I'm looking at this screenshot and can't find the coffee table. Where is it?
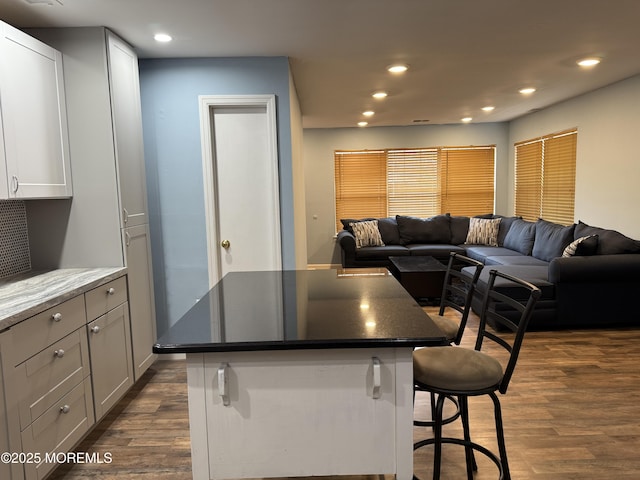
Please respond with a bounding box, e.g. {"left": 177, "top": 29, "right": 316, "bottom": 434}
{"left": 388, "top": 256, "right": 447, "bottom": 302}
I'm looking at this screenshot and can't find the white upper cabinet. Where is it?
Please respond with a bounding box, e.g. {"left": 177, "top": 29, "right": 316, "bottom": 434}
{"left": 107, "top": 32, "right": 148, "bottom": 227}
{"left": 0, "top": 21, "right": 72, "bottom": 199}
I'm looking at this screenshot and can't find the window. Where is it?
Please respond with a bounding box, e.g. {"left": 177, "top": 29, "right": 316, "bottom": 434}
{"left": 515, "top": 129, "right": 576, "bottom": 225}
{"left": 334, "top": 146, "right": 495, "bottom": 230}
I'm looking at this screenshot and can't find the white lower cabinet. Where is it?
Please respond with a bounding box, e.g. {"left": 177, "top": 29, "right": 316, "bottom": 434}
{"left": 0, "top": 273, "right": 136, "bottom": 480}
{"left": 189, "top": 349, "right": 406, "bottom": 480}
{"left": 124, "top": 224, "right": 157, "bottom": 380}
{"left": 21, "top": 379, "right": 94, "bottom": 480}
{"left": 87, "top": 302, "right": 134, "bottom": 420}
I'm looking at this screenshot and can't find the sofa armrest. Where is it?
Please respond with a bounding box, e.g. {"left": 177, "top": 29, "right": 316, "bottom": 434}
{"left": 337, "top": 230, "right": 357, "bottom": 254}
{"left": 549, "top": 254, "right": 640, "bottom": 283}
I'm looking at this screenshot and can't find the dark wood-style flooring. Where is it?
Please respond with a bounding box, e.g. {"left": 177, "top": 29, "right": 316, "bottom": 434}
{"left": 49, "top": 307, "right": 640, "bottom": 479}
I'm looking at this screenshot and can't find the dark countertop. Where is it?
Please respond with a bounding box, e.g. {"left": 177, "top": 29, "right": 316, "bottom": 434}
{"left": 154, "top": 269, "right": 447, "bottom": 353}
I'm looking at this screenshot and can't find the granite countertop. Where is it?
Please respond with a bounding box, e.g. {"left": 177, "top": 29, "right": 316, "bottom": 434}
{"left": 155, "top": 269, "right": 447, "bottom": 354}
{"left": 0, "top": 267, "right": 127, "bottom": 332}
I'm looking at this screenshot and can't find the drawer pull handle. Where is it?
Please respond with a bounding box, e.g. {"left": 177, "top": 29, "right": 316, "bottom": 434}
{"left": 54, "top": 349, "right": 65, "bottom": 358}
{"left": 60, "top": 405, "right": 70, "bottom": 414}
{"left": 218, "top": 363, "right": 230, "bottom": 406}
{"left": 107, "top": 287, "right": 116, "bottom": 295}
{"left": 91, "top": 326, "right": 100, "bottom": 334}
{"left": 52, "top": 312, "right": 63, "bottom": 322}
{"left": 372, "top": 357, "right": 381, "bottom": 399}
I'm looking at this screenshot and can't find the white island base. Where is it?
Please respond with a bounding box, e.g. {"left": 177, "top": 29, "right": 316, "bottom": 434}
{"left": 185, "top": 347, "right": 415, "bottom": 480}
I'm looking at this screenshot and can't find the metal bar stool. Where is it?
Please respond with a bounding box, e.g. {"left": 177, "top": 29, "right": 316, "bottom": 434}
{"left": 413, "top": 269, "right": 541, "bottom": 479}
{"left": 414, "top": 252, "right": 484, "bottom": 429}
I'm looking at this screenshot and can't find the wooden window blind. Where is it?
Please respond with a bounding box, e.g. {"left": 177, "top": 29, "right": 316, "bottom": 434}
{"left": 515, "top": 129, "right": 576, "bottom": 225}
{"left": 440, "top": 146, "right": 495, "bottom": 216}
{"left": 387, "top": 148, "right": 439, "bottom": 217}
{"left": 542, "top": 132, "right": 577, "bottom": 225}
{"left": 334, "top": 150, "right": 387, "bottom": 231}
{"left": 514, "top": 141, "right": 543, "bottom": 222}
{"left": 334, "top": 145, "right": 496, "bottom": 230}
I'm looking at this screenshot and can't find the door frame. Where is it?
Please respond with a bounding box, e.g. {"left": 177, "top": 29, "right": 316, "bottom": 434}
{"left": 199, "top": 94, "right": 281, "bottom": 288}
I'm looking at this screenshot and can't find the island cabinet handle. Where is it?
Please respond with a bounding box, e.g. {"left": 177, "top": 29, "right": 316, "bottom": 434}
{"left": 52, "top": 312, "right": 63, "bottom": 322}
{"left": 218, "top": 363, "right": 230, "bottom": 406}
{"left": 60, "top": 405, "right": 70, "bottom": 414}
{"left": 107, "top": 287, "right": 116, "bottom": 296}
{"left": 372, "top": 357, "right": 381, "bottom": 399}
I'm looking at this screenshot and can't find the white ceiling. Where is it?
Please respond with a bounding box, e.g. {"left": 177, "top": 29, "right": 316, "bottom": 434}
{"left": 1, "top": 0, "right": 640, "bottom": 128}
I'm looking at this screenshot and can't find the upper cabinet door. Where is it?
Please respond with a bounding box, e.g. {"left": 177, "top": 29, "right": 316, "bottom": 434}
{"left": 107, "top": 31, "right": 148, "bottom": 227}
{"left": 0, "top": 21, "right": 72, "bottom": 199}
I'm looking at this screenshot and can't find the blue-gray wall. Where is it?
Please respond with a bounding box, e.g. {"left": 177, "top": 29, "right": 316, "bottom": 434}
{"left": 139, "top": 57, "right": 295, "bottom": 336}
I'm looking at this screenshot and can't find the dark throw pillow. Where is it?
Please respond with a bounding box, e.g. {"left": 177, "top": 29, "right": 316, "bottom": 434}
{"left": 532, "top": 219, "right": 576, "bottom": 262}
{"left": 503, "top": 219, "right": 537, "bottom": 255}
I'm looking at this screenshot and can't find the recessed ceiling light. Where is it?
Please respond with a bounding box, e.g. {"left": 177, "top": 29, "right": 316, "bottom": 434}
{"left": 362, "top": 111, "right": 375, "bottom": 117}
{"left": 387, "top": 64, "right": 408, "bottom": 74}
{"left": 154, "top": 33, "right": 173, "bottom": 43}
{"left": 482, "top": 106, "right": 495, "bottom": 112}
{"left": 357, "top": 121, "right": 368, "bottom": 127}
{"left": 577, "top": 57, "right": 601, "bottom": 67}
{"left": 519, "top": 87, "right": 536, "bottom": 95}
{"left": 461, "top": 117, "right": 473, "bottom": 123}
{"left": 372, "top": 91, "right": 388, "bottom": 99}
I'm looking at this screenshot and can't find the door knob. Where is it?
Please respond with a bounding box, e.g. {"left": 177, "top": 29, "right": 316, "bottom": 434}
{"left": 221, "top": 239, "right": 231, "bottom": 249}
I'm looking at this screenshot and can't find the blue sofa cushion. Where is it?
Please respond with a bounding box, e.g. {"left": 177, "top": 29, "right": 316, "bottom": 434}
{"left": 463, "top": 246, "right": 522, "bottom": 263}
{"left": 396, "top": 214, "right": 451, "bottom": 244}
{"left": 503, "top": 219, "right": 537, "bottom": 255}
{"left": 465, "top": 265, "right": 554, "bottom": 300}
{"left": 575, "top": 221, "right": 640, "bottom": 255}
{"left": 532, "top": 219, "right": 575, "bottom": 262}
{"left": 485, "top": 255, "right": 549, "bottom": 266}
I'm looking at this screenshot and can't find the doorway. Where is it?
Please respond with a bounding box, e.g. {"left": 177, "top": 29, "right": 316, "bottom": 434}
{"left": 199, "top": 95, "right": 282, "bottom": 288}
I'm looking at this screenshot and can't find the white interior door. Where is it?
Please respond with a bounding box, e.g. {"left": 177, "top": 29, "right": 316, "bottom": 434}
{"left": 200, "top": 95, "right": 281, "bottom": 287}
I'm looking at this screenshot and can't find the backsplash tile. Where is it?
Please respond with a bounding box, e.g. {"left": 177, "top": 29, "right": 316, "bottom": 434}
{"left": 0, "top": 200, "right": 31, "bottom": 279}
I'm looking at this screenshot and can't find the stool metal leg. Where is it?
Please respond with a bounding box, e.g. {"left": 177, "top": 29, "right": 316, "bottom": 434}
{"left": 491, "top": 392, "right": 511, "bottom": 480}
{"left": 459, "top": 396, "right": 476, "bottom": 480}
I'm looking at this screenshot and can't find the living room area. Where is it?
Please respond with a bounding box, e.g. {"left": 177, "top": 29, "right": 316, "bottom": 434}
{"left": 304, "top": 73, "right": 640, "bottom": 269}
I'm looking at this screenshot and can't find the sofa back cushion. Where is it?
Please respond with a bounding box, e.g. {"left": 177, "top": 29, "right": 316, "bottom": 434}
{"left": 449, "top": 216, "right": 470, "bottom": 245}
{"left": 396, "top": 214, "right": 451, "bottom": 244}
{"left": 532, "top": 219, "right": 575, "bottom": 262}
{"left": 503, "top": 219, "right": 537, "bottom": 255}
{"left": 341, "top": 217, "right": 402, "bottom": 245}
{"left": 575, "top": 221, "right": 640, "bottom": 254}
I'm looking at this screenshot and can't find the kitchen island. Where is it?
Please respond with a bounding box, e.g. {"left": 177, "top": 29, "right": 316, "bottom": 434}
{"left": 154, "top": 269, "right": 446, "bottom": 480}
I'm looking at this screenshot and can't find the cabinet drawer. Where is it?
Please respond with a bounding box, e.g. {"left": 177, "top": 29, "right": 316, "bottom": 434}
{"left": 15, "top": 327, "right": 90, "bottom": 429}
{"left": 11, "top": 295, "right": 86, "bottom": 366}
{"left": 21, "top": 378, "right": 94, "bottom": 480}
{"left": 85, "top": 276, "right": 127, "bottom": 321}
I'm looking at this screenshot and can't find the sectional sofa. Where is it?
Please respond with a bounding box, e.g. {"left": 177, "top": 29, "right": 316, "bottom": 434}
{"left": 337, "top": 214, "right": 640, "bottom": 329}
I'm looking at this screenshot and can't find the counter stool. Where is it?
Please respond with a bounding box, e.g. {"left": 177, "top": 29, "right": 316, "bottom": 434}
{"left": 413, "top": 269, "right": 541, "bottom": 480}
{"left": 414, "top": 253, "right": 483, "bottom": 429}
